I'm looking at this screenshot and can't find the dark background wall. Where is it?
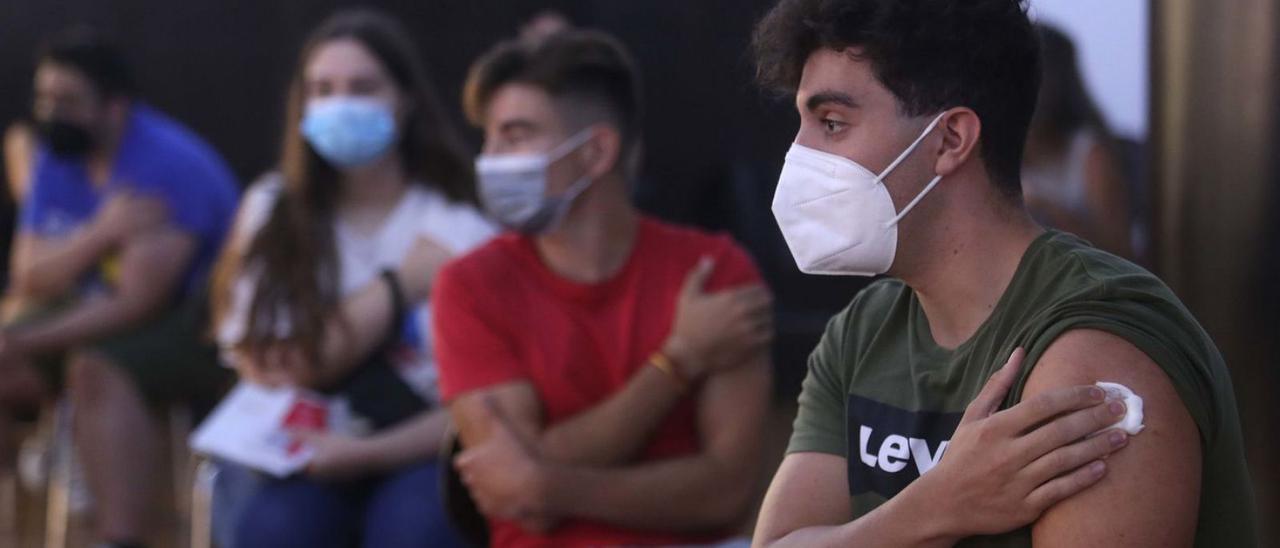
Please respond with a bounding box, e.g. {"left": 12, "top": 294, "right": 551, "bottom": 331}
{"left": 0, "top": 0, "right": 872, "bottom": 396}
{"left": 0, "top": 0, "right": 788, "bottom": 205}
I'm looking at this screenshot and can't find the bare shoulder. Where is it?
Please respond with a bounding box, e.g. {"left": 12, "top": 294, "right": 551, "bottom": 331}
{"left": 1026, "top": 329, "right": 1201, "bottom": 547}
{"left": 1029, "top": 329, "right": 1169, "bottom": 389}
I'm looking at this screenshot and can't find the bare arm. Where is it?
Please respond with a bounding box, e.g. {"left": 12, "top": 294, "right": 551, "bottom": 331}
{"left": 1026, "top": 329, "right": 1200, "bottom": 547}
{"left": 10, "top": 193, "right": 168, "bottom": 302}
{"left": 245, "top": 237, "right": 454, "bottom": 389}
{"left": 450, "top": 363, "right": 690, "bottom": 466}
{"left": 324, "top": 237, "right": 454, "bottom": 383}
{"left": 9, "top": 230, "right": 116, "bottom": 302}
{"left": 300, "top": 407, "right": 453, "bottom": 480}
{"left": 752, "top": 349, "right": 1132, "bottom": 548}
{"left": 456, "top": 356, "right": 772, "bottom": 532}
{"left": 7, "top": 228, "right": 195, "bottom": 355}
{"left": 541, "top": 357, "right": 772, "bottom": 530}
{"left": 528, "top": 260, "right": 770, "bottom": 467}
{"left": 753, "top": 452, "right": 956, "bottom": 548}
{"left": 450, "top": 258, "right": 773, "bottom": 466}
{"left": 360, "top": 407, "right": 451, "bottom": 466}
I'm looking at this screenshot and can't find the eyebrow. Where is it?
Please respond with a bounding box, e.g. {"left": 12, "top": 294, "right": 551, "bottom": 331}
{"left": 498, "top": 119, "right": 538, "bottom": 134}
{"left": 804, "top": 91, "right": 859, "bottom": 113}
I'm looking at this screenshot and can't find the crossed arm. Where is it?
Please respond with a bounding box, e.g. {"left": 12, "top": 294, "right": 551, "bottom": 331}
{"left": 450, "top": 353, "right": 772, "bottom": 531}
{"left": 10, "top": 229, "right": 122, "bottom": 305}
{"left": 753, "top": 330, "right": 1200, "bottom": 547}
{"left": 6, "top": 228, "right": 195, "bottom": 354}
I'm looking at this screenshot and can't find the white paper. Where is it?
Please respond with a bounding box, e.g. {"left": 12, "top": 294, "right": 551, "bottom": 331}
{"left": 189, "top": 383, "right": 316, "bottom": 478}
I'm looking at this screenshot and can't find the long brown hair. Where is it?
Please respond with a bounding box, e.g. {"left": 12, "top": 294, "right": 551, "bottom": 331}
{"left": 211, "top": 9, "right": 474, "bottom": 365}
{"left": 1028, "top": 23, "right": 1111, "bottom": 149}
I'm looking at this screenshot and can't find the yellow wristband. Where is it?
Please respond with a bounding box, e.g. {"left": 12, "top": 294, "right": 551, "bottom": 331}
{"left": 649, "top": 351, "right": 689, "bottom": 392}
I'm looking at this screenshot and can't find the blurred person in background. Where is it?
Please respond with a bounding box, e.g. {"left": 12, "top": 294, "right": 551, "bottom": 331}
{"left": 435, "top": 28, "right": 773, "bottom": 548}
{"left": 209, "top": 9, "right": 492, "bottom": 548}
{"left": 0, "top": 27, "right": 240, "bottom": 548}
{"left": 750, "top": 0, "right": 1254, "bottom": 546}
{"left": 1022, "top": 23, "right": 1135, "bottom": 260}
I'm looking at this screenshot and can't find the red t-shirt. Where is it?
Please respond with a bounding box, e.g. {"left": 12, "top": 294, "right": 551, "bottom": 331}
{"left": 433, "top": 216, "right": 762, "bottom": 548}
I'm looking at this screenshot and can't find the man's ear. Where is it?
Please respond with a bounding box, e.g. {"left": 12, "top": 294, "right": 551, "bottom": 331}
{"left": 934, "top": 107, "right": 981, "bottom": 178}
{"left": 580, "top": 125, "right": 623, "bottom": 179}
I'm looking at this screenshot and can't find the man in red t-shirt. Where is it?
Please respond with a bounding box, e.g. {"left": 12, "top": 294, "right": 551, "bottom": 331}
{"left": 433, "top": 30, "right": 774, "bottom": 548}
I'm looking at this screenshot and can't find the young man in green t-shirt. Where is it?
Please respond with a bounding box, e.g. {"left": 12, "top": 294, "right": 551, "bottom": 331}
{"left": 751, "top": 0, "right": 1257, "bottom": 547}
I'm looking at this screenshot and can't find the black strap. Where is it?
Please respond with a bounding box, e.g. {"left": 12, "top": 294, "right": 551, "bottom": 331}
{"left": 378, "top": 268, "right": 407, "bottom": 354}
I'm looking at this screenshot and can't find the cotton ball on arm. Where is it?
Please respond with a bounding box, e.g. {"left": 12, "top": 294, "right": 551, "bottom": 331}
{"left": 1096, "top": 381, "right": 1145, "bottom": 435}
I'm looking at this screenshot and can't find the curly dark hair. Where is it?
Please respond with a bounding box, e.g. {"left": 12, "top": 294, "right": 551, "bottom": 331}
{"left": 752, "top": 0, "right": 1041, "bottom": 199}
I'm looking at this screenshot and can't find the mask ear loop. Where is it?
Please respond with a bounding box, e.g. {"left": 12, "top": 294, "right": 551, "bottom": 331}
{"left": 547, "top": 127, "right": 597, "bottom": 162}
{"left": 887, "top": 174, "right": 943, "bottom": 227}
{"left": 546, "top": 127, "right": 601, "bottom": 203}
{"left": 875, "top": 112, "right": 948, "bottom": 184}
{"left": 877, "top": 112, "right": 949, "bottom": 228}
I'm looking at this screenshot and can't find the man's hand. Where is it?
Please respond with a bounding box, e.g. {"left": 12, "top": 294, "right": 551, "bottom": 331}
{"left": 454, "top": 397, "right": 554, "bottom": 531}
{"left": 911, "top": 348, "right": 1131, "bottom": 539}
{"left": 755, "top": 348, "right": 1132, "bottom": 548}
{"left": 1025, "top": 329, "right": 1201, "bottom": 547}
{"left": 90, "top": 191, "right": 168, "bottom": 245}
{"left": 662, "top": 257, "right": 773, "bottom": 379}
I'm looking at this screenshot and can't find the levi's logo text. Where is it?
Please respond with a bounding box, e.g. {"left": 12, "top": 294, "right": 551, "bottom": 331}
{"left": 846, "top": 394, "right": 963, "bottom": 498}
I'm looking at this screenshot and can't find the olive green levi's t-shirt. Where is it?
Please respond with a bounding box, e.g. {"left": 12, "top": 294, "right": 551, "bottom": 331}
{"left": 787, "top": 230, "right": 1257, "bottom": 547}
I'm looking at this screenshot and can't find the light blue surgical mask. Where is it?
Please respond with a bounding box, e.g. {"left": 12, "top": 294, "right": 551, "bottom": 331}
{"left": 475, "top": 128, "right": 595, "bottom": 234}
{"left": 300, "top": 97, "right": 397, "bottom": 168}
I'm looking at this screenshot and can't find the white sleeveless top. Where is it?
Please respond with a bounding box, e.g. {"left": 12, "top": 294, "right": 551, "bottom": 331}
{"left": 1022, "top": 130, "right": 1096, "bottom": 214}
{"left": 217, "top": 174, "right": 496, "bottom": 404}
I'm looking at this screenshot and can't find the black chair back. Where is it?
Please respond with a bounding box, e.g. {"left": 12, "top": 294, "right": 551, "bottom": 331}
{"left": 439, "top": 428, "right": 491, "bottom": 548}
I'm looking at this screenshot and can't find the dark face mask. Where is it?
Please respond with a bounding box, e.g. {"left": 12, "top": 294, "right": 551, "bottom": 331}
{"left": 37, "top": 120, "right": 95, "bottom": 158}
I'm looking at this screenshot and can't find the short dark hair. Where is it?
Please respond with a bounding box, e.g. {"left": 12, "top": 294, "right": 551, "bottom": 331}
{"left": 463, "top": 30, "right": 642, "bottom": 171}
{"left": 37, "top": 26, "right": 136, "bottom": 98}
{"left": 752, "top": 0, "right": 1040, "bottom": 199}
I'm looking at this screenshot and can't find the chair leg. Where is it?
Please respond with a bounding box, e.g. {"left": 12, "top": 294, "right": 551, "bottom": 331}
{"left": 190, "top": 460, "right": 217, "bottom": 548}
{"left": 0, "top": 471, "right": 18, "bottom": 547}
{"left": 169, "top": 405, "right": 194, "bottom": 548}
{"left": 44, "top": 401, "right": 71, "bottom": 548}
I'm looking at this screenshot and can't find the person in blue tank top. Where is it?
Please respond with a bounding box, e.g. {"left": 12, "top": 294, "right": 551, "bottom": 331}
{"left": 0, "top": 27, "right": 239, "bottom": 548}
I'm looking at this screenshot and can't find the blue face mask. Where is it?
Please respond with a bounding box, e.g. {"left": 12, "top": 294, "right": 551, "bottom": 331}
{"left": 300, "top": 97, "right": 397, "bottom": 168}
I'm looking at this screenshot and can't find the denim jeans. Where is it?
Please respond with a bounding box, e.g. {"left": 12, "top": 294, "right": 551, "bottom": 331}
{"left": 232, "top": 459, "right": 465, "bottom": 548}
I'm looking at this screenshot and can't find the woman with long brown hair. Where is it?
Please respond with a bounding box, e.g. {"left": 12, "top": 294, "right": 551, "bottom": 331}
{"left": 209, "top": 9, "right": 491, "bottom": 547}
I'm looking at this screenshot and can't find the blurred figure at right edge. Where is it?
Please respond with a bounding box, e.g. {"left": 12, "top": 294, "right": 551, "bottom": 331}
{"left": 1022, "top": 23, "right": 1136, "bottom": 260}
